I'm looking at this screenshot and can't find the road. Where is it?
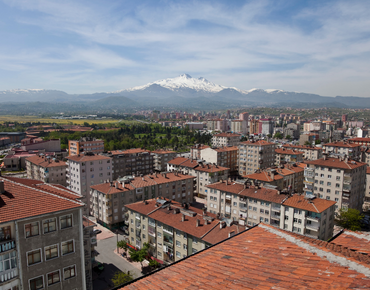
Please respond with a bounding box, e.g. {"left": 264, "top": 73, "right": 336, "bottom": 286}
{"left": 93, "top": 233, "right": 142, "bottom": 290}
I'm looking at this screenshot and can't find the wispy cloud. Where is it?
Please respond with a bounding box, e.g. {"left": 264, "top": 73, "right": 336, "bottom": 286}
{"left": 0, "top": 0, "right": 370, "bottom": 96}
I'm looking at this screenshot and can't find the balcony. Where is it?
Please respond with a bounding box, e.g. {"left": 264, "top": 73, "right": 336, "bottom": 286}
{"left": 303, "top": 179, "right": 314, "bottom": 185}
{"left": 306, "top": 223, "right": 319, "bottom": 231}
{"left": 91, "top": 237, "right": 97, "bottom": 245}
{"left": 0, "top": 268, "right": 18, "bottom": 286}
{"left": 343, "top": 185, "right": 351, "bottom": 192}
{"left": 0, "top": 239, "right": 16, "bottom": 253}
{"left": 305, "top": 233, "right": 319, "bottom": 239}
{"left": 306, "top": 215, "right": 320, "bottom": 222}
{"left": 271, "top": 214, "right": 280, "bottom": 220}
{"left": 271, "top": 206, "right": 281, "bottom": 212}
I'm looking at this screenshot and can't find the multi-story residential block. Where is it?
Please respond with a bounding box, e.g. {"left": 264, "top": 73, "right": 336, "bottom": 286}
{"left": 167, "top": 157, "right": 229, "bottom": 197}
{"left": 230, "top": 120, "right": 247, "bottom": 135}
{"left": 0, "top": 176, "right": 86, "bottom": 290}
{"left": 20, "top": 138, "right": 62, "bottom": 153}
{"left": 249, "top": 119, "right": 259, "bottom": 135}
{"left": 66, "top": 153, "right": 113, "bottom": 215}
{"left": 102, "top": 148, "right": 154, "bottom": 180}
{"left": 361, "top": 147, "right": 370, "bottom": 166}
{"left": 26, "top": 155, "right": 67, "bottom": 186}
{"left": 211, "top": 133, "right": 241, "bottom": 147}
{"left": 207, "top": 119, "right": 227, "bottom": 132}
{"left": 68, "top": 137, "right": 104, "bottom": 156}
{"left": 0, "top": 132, "right": 26, "bottom": 143}
{"left": 126, "top": 198, "right": 245, "bottom": 264}
{"left": 304, "top": 155, "right": 367, "bottom": 212}
{"left": 244, "top": 163, "right": 304, "bottom": 193}
{"left": 90, "top": 172, "right": 195, "bottom": 229}
{"left": 82, "top": 217, "right": 98, "bottom": 290}
{"left": 283, "top": 123, "right": 300, "bottom": 139}
{"left": 282, "top": 144, "right": 323, "bottom": 160}
{"left": 151, "top": 149, "right": 177, "bottom": 172}
{"left": 238, "top": 140, "right": 276, "bottom": 175}
{"left": 348, "top": 137, "right": 370, "bottom": 146}
{"left": 260, "top": 119, "right": 274, "bottom": 136}
{"left": 275, "top": 148, "right": 304, "bottom": 165}
{"left": 200, "top": 146, "right": 238, "bottom": 175}
{"left": 190, "top": 144, "right": 210, "bottom": 159}
{"left": 322, "top": 141, "right": 362, "bottom": 160}
{"left": 364, "top": 168, "right": 370, "bottom": 211}
{"left": 206, "top": 180, "right": 335, "bottom": 240}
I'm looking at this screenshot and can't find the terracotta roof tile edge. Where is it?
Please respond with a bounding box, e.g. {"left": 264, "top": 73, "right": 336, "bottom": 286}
{"left": 112, "top": 223, "right": 260, "bottom": 290}
{"left": 200, "top": 221, "right": 221, "bottom": 239}
{"left": 36, "top": 183, "right": 83, "bottom": 198}
{"left": 259, "top": 224, "right": 370, "bottom": 277}
{"left": 339, "top": 230, "right": 370, "bottom": 242}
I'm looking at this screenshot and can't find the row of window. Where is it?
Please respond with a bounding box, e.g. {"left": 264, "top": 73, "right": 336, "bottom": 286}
{"left": 29, "top": 265, "right": 76, "bottom": 290}
{"left": 27, "top": 240, "right": 75, "bottom": 266}
{"left": 25, "top": 214, "right": 73, "bottom": 238}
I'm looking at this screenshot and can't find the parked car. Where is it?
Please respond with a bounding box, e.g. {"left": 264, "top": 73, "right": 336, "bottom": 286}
{"left": 93, "top": 229, "right": 102, "bottom": 235}
{"left": 94, "top": 262, "right": 104, "bottom": 273}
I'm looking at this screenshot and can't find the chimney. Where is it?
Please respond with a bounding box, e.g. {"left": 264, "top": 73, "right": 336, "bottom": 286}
{"left": 228, "top": 231, "right": 235, "bottom": 238}
{"left": 115, "top": 182, "right": 119, "bottom": 189}
{"left": 323, "top": 153, "right": 327, "bottom": 160}
{"left": 219, "top": 221, "right": 225, "bottom": 229}
{"left": 204, "top": 219, "right": 208, "bottom": 225}
{"left": 203, "top": 208, "right": 207, "bottom": 215}
{"left": 181, "top": 214, "right": 185, "bottom": 222}
{"left": 0, "top": 180, "right": 4, "bottom": 194}
{"left": 196, "top": 219, "right": 200, "bottom": 227}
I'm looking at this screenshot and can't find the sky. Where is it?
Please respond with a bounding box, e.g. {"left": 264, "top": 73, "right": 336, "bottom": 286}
{"left": 1, "top": 0, "right": 370, "bottom": 97}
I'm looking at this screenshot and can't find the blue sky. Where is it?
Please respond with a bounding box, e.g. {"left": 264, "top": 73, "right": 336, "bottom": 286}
{"left": 1, "top": 0, "right": 370, "bottom": 97}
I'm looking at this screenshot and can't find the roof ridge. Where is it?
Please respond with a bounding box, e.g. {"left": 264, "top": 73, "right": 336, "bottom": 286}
{"left": 200, "top": 221, "right": 221, "bottom": 239}
{"left": 36, "top": 183, "right": 82, "bottom": 197}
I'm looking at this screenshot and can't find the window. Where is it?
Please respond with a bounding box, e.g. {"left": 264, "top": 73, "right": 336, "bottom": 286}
{"left": 25, "top": 222, "right": 39, "bottom": 238}
{"left": 176, "top": 251, "right": 181, "bottom": 258}
{"left": 319, "top": 181, "right": 324, "bottom": 185}
{"left": 335, "top": 190, "right": 340, "bottom": 195}
{"left": 0, "top": 251, "right": 17, "bottom": 272}
{"left": 335, "top": 184, "right": 340, "bottom": 188}
{"left": 192, "top": 248, "right": 198, "bottom": 254}
{"left": 326, "top": 196, "right": 330, "bottom": 200}
{"left": 176, "top": 240, "right": 181, "bottom": 247}
{"left": 336, "top": 176, "right": 340, "bottom": 180}
{"left": 260, "top": 209, "right": 264, "bottom": 214}
{"left": 320, "top": 174, "right": 324, "bottom": 177}
{"left": 29, "top": 276, "right": 44, "bottom": 290}
{"left": 27, "top": 249, "right": 42, "bottom": 266}
{"left": 43, "top": 218, "right": 57, "bottom": 234}
{"left": 47, "top": 270, "right": 60, "bottom": 286}
{"left": 62, "top": 240, "right": 74, "bottom": 255}
{"left": 64, "top": 265, "right": 76, "bottom": 280}
{"left": 158, "top": 232, "right": 162, "bottom": 238}
{"left": 60, "top": 215, "right": 72, "bottom": 229}
{"left": 328, "top": 175, "right": 332, "bottom": 179}
{"left": 337, "top": 170, "right": 341, "bottom": 173}
{"left": 45, "top": 244, "right": 58, "bottom": 260}
{"left": 183, "top": 244, "right": 187, "bottom": 250}
{"left": 253, "top": 207, "right": 257, "bottom": 211}
{"left": 327, "top": 182, "right": 331, "bottom": 186}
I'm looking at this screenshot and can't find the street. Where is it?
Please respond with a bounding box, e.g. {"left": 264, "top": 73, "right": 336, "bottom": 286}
{"left": 93, "top": 232, "right": 142, "bottom": 290}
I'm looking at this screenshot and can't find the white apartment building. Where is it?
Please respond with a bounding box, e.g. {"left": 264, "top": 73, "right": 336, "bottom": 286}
{"left": 66, "top": 153, "right": 112, "bottom": 215}
{"left": 151, "top": 149, "right": 177, "bottom": 172}
{"left": 211, "top": 133, "right": 241, "bottom": 147}
{"left": 322, "top": 141, "right": 362, "bottom": 160}
{"left": 238, "top": 140, "right": 276, "bottom": 175}
{"left": 200, "top": 146, "right": 238, "bottom": 174}
{"left": 230, "top": 120, "right": 248, "bottom": 135}
{"left": 304, "top": 155, "right": 366, "bottom": 213}
{"left": 282, "top": 144, "right": 323, "bottom": 160}
{"left": 206, "top": 180, "right": 336, "bottom": 240}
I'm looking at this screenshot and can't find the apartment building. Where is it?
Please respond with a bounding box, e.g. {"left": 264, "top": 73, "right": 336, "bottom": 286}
{"left": 151, "top": 149, "right": 177, "bottom": 172}
{"left": 361, "top": 147, "right": 370, "bottom": 166}
{"left": 90, "top": 172, "right": 195, "bottom": 229}
{"left": 68, "top": 137, "right": 104, "bottom": 156}
{"left": 200, "top": 146, "right": 238, "bottom": 175}
{"left": 230, "top": 120, "right": 247, "bottom": 135}
{"left": 66, "top": 153, "right": 112, "bottom": 215}
{"left": 282, "top": 144, "right": 323, "bottom": 160}
{"left": 249, "top": 119, "right": 259, "bottom": 135}
{"left": 190, "top": 144, "right": 210, "bottom": 159}
{"left": 126, "top": 198, "right": 245, "bottom": 264}
{"left": 206, "top": 180, "right": 335, "bottom": 240}
{"left": 167, "top": 157, "right": 229, "bottom": 197}
{"left": 260, "top": 119, "right": 274, "bottom": 136}
{"left": 283, "top": 123, "right": 300, "bottom": 139}
{"left": 102, "top": 148, "right": 154, "bottom": 180}
{"left": 275, "top": 148, "right": 304, "bottom": 165}
{"left": 0, "top": 177, "right": 86, "bottom": 290}
{"left": 322, "top": 141, "right": 362, "bottom": 160}
{"left": 244, "top": 163, "right": 304, "bottom": 193}
{"left": 304, "top": 155, "right": 367, "bottom": 212}
{"left": 26, "top": 155, "right": 67, "bottom": 186}
{"left": 207, "top": 119, "right": 227, "bottom": 132}
{"left": 82, "top": 217, "right": 98, "bottom": 290}
{"left": 348, "top": 137, "right": 370, "bottom": 146}
{"left": 211, "top": 133, "right": 241, "bottom": 147}
{"left": 238, "top": 140, "right": 276, "bottom": 175}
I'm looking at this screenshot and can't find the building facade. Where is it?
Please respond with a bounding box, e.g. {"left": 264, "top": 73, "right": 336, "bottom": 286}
{"left": 275, "top": 148, "right": 304, "bottom": 165}
{"left": 282, "top": 144, "right": 323, "bottom": 160}
{"left": 322, "top": 141, "right": 362, "bottom": 160}
{"left": 200, "top": 146, "right": 238, "bottom": 175}
{"left": 151, "top": 150, "right": 177, "bottom": 172}
{"left": 211, "top": 133, "right": 241, "bottom": 147}
{"left": 68, "top": 137, "right": 104, "bottom": 156}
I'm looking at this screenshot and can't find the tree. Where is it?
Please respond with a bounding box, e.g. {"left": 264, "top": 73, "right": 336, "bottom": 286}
{"left": 148, "top": 259, "right": 161, "bottom": 269}
{"left": 111, "top": 271, "right": 133, "bottom": 287}
{"left": 129, "top": 242, "right": 150, "bottom": 269}
{"left": 315, "top": 139, "right": 321, "bottom": 144}
{"left": 117, "top": 240, "right": 129, "bottom": 256}
{"left": 336, "top": 208, "right": 364, "bottom": 231}
{"left": 304, "top": 141, "right": 311, "bottom": 146}
{"left": 273, "top": 132, "right": 283, "bottom": 139}
{"left": 286, "top": 135, "right": 291, "bottom": 140}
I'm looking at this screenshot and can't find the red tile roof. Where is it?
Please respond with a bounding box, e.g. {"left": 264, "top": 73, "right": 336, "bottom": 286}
{"left": 324, "top": 141, "right": 362, "bottom": 148}
{"left": 151, "top": 149, "right": 176, "bottom": 154}
{"left": 26, "top": 155, "right": 67, "bottom": 168}
{"left": 123, "top": 224, "right": 370, "bottom": 289}
{"left": 244, "top": 171, "right": 284, "bottom": 182}
{"left": 331, "top": 230, "right": 370, "bottom": 254}
{"left": 66, "top": 154, "right": 111, "bottom": 162}
{"left": 214, "top": 146, "right": 238, "bottom": 152}
{"left": 275, "top": 148, "right": 304, "bottom": 155}
{"left": 110, "top": 148, "right": 150, "bottom": 155}
{"left": 0, "top": 177, "right": 84, "bottom": 223}
{"left": 213, "top": 133, "right": 241, "bottom": 137}
{"left": 283, "top": 195, "right": 336, "bottom": 213}
{"left": 283, "top": 144, "right": 322, "bottom": 151}
{"left": 168, "top": 157, "right": 229, "bottom": 172}
{"left": 83, "top": 216, "right": 96, "bottom": 228}
{"left": 240, "top": 140, "right": 275, "bottom": 146}
{"left": 306, "top": 157, "right": 366, "bottom": 170}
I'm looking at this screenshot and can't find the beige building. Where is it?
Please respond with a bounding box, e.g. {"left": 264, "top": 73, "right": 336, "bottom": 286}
{"left": 238, "top": 140, "right": 276, "bottom": 175}
{"left": 282, "top": 144, "right": 323, "bottom": 160}
{"left": 102, "top": 148, "right": 154, "bottom": 180}
{"left": 200, "top": 146, "right": 238, "bottom": 175}
{"left": 190, "top": 144, "right": 210, "bottom": 159}
{"left": 230, "top": 120, "right": 247, "bottom": 135}
{"left": 126, "top": 198, "right": 245, "bottom": 264}
{"left": 90, "top": 172, "right": 195, "bottom": 229}
{"left": 364, "top": 168, "right": 370, "bottom": 211}
{"left": 68, "top": 137, "right": 104, "bottom": 156}
{"left": 244, "top": 163, "right": 305, "bottom": 193}
{"left": 211, "top": 133, "right": 241, "bottom": 147}
{"left": 323, "top": 141, "right": 362, "bottom": 160}
{"left": 206, "top": 180, "right": 336, "bottom": 240}
{"left": 26, "top": 155, "right": 67, "bottom": 186}
{"left": 275, "top": 148, "right": 304, "bottom": 165}
{"left": 305, "top": 155, "right": 367, "bottom": 212}
{"left": 0, "top": 176, "right": 86, "bottom": 290}
{"left": 167, "top": 157, "right": 229, "bottom": 198}
{"left": 151, "top": 149, "right": 177, "bottom": 172}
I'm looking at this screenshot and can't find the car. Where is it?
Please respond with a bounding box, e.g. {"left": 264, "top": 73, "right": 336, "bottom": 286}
{"left": 94, "top": 262, "right": 104, "bottom": 273}
{"left": 93, "top": 229, "right": 102, "bottom": 235}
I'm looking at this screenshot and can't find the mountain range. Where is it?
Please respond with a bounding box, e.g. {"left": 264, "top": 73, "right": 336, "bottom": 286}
{"left": 0, "top": 74, "right": 369, "bottom": 113}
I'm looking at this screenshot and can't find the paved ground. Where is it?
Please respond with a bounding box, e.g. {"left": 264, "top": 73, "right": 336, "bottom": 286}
{"left": 93, "top": 232, "right": 142, "bottom": 290}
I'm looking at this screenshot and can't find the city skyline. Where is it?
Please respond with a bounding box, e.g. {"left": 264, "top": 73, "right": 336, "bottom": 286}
{"left": 0, "top": 0, "right": 370, "bottom": 97}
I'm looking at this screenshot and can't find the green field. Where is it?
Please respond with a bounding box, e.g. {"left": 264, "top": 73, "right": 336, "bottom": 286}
{"left": 0, "top": 115, "right": 139, "bottom": 125}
